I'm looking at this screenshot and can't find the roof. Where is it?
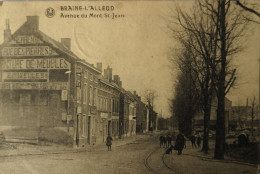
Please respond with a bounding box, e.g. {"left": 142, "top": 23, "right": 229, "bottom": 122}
{"left": 36, "top": 30, "right": 80, "bottom": 60}
{"left": 8, "top": 17, "right": 100, "bottom": 74}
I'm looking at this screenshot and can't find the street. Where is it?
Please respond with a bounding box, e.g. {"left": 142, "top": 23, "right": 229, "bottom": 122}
{"left": 0, "top": 133, "right": 257, "bottom": 174}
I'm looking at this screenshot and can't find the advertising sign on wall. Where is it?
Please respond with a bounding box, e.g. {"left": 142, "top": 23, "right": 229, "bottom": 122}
{"left": 2, "top": 46, "right": 58, "bottom": 57}
{"left": 3, "top": 58, "right": 70, "bottom": 70}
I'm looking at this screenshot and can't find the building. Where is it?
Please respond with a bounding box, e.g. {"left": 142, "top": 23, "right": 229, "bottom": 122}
{"left": 193, "top": 97, "right": 232, "bottom": 133}
{"left": 0, "top": 16, "right": 76, "bottom": 143}
{"left": 230, "top": 105, "right": 259, "bottom": 130}
{"left": 133, "top": 91, "right": 149, "bottom": 133}
{"left": 95, "top": 66, "right": 120, "bottom": 144}
{"left": 0, "top": 16, "right": 105, "bottom": 147}
{"left": 74, "top": 61, "right": 101, "bottom": 147}
{"left": 0, "top": 16, "right": 158, "bottom": 146}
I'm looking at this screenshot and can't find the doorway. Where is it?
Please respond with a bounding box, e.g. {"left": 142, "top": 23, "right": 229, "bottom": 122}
{"left": 87, "top": 116, "right": 91, "bottom": 144}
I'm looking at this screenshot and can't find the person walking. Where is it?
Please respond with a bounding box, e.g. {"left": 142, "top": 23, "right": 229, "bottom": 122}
{"left": 167, "top": 134, "right": 172, "bottom": 147}
{"left": 163, "top": 135, "right": 167, "bottom": 147}
{"left": 197, "top": 135, "right": 202, "bottom": 148}
{"left": 159, "top": 135, "right": 164, "bottom": 148}
{"left": 175, "top": 133, "right": 185, "bottom": 155}
{"left": 190, "top": 135, "right": 196, "bottom": 148}
{"left": 106, "top": 134, "right": 113, "bottom": 151}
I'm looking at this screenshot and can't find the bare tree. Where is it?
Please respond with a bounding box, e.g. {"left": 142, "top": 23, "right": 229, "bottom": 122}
{"left": 250, "top": 96, "right": 258, "bottom": 136}
{"left": 170, "top": 0, "right": 251, "bottom": 159}
{"left": 143, "top": 89, "right": 157, "bottom": 108}
{"left": 234, "top": 0, "right": 260, "bottom": 17}
{"left": 171, "top": 2, "right": 221, "bottom": 154}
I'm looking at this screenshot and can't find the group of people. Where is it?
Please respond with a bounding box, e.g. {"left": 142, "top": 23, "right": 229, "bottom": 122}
{"left": 159, "top": 134, "right": 172, "bottom": 148}
{"left": 161, "top": 132, "right": 203, "bottom": 155}
{"left": 190, "top": 134, "right": 202, "bottom": 148}
{"left": 106, "top": 132, "right": 202, "bottom": 152}
{"left": 160, "top": 133, "right": 186, "bottom": 155}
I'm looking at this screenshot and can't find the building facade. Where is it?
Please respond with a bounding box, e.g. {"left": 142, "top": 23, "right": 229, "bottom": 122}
{"left": 0, "top": 16, "right": 77, "bottom": 143}
{"left": 0, "top": 16, "right": 157, "bottom": 147}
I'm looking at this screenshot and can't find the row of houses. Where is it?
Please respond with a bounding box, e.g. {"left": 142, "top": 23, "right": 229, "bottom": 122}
{"left": 0, "top": 16, "right": 158, "bottom": 147}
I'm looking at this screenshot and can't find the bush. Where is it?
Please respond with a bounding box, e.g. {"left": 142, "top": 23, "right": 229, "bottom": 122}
{"left": 226, "top": 142, "right": 259, "bottom": 164}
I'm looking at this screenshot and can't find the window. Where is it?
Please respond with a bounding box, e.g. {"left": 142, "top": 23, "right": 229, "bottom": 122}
{"left": 77, "top": 85, "right": 81, "bottom": 103}
{"left": 49, "top": 69, "right": 68, "bottom": 82}
{"left": 105, "top": 98, "right": 107, "bottom": 111}
{"left": 89, "top": 73, "right": 93, "bottom": 81}
{"left": 98, "top": 96, "right": 101, "bottom": 110}
{"left": 116, "top": 101, "right": 119, "bottom": 113}
{"left": 84, "top": 70, "right": 88, "bottom": 79}
{"left": 83, "top": 83, "right": 88, "bottom": 104}
{"left": 112, "top": 99, "right": 115, "bottom": 112}
{"left": 40, "top": 93, "right": 48, "bottom": 106}
{"left": 94, "top": 75, "right": 98, "bottom": 83}
{"left": 82, "top": 114, "right": 86, "bottom": 137}
{"left": 89, "top": 86, "right": 93, "bottom": 105}
{"left": 94, "top": 88, "right": 97, "bottom": 106}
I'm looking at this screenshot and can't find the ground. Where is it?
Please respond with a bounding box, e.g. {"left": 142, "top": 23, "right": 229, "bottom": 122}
{"left": 0, "top": 132, "right": 257, "bottom": 174}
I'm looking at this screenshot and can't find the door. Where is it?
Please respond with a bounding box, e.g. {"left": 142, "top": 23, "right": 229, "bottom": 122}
{"left": 76, "top": 114, "right": 79, "bottom": 146}
{"left": 87, "top": 116, "right": 91, "bottom": 144}
{"left": 108, "top": 120, "right": 111, "bottom": 135}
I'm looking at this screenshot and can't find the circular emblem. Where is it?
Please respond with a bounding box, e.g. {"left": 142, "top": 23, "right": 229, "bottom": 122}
{"left": 45, "top": 7, "right": 55, "bottom": 18}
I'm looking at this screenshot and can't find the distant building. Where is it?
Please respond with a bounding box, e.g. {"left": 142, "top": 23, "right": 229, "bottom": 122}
{"left": 133, "top": 91, "right": 149, "bottom": 134}
{"left": 193, "top": 97, "right": 232, "bottom": 133}
{"left": 158, "top": 118, "right": 172, "bottom": 130}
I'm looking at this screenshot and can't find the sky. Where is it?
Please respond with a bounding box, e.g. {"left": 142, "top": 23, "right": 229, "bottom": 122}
{"left": 0, "top": 1, "right": 259, "bottom": 118}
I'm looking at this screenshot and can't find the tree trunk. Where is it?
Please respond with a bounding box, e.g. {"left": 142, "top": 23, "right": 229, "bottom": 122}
{"left": 214, "top": 0, "right": 226, "bottom": 160}
{"left": 202, "top": 93, "right": 212, "bottom": 154}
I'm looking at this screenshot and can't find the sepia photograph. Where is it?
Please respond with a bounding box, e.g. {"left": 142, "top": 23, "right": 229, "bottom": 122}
{"left": 0, "top": 0, "right": 259, "bottom": 173}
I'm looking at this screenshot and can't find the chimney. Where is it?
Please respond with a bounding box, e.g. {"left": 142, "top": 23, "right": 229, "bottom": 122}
{"left": 4, "top": 19, "right": 11, "bottom": 42}
{"left": 133, "top": 91, "right": 137, "bottom": 95}
{"left": 113, "top": 75, "right": 122, "bottom": 87}
{"left": 96, "top": 62, "right": 102, "bottom": 72}
{"left": 246, "top": 98, "right": 248, "bottom": 107}
{"left": 104, "top": 66, "right": 112, "bottom": 82}
{"left": 61, "top": 38, "right": 71, "bottom": 50}
{"left": 26, "top": 16, "right": 39, "bottom": 31}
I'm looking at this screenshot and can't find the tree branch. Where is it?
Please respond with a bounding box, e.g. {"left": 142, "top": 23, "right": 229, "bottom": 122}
{"left": 235, "top": 0, "right": 260, "bottom": 17}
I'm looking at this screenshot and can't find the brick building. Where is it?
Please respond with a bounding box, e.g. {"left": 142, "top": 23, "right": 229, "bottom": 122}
{"left": 0, "top": 16, "right": 156, "bottom": 146}
{"left": 0, "top": 16, "right": 103, "bottom": 147}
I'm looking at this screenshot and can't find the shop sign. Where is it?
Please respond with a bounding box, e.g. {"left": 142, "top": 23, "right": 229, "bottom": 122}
{"left": 0, "top": 82, "right": 68, "bottom": 90}
{"left": 3, "top": 58, "right": 70, "bottom": 70}
{"left": 13, "top": 35, "right": 43, "bottom": 45}
{"left": 2, "top": 46, "right": 58, "bottom": 57}
{"left": 3, "top": 71, "right": 48, "bottom": 80}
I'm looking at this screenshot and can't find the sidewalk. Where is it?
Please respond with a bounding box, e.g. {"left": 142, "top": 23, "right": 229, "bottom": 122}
{"left": 0, "top": 133, "right": 151, "bottom": 158}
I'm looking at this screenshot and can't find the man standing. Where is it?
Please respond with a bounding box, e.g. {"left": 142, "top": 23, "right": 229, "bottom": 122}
{"left": 175, "top": 133, "right": 185, "bottom": 155}
{"left": 106, "top": 134, "right": 113, "bottom": 151}
{"left": 197, "top": 134, "right": 202, "bottom": 148}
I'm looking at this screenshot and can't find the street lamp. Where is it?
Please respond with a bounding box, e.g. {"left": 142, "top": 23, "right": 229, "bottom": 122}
{"left": 65, "top": 70, "right": 72, "bottom": 132}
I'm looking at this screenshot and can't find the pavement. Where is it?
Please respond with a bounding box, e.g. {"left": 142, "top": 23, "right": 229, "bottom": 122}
{"left": 0, "top": 132, "right": 153, "bottom": 158}
{"left": 0, "top": 131, "right": 257, "bottom": 168}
